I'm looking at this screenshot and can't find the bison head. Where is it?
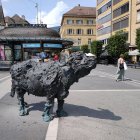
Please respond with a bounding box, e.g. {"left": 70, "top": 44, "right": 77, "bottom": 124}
{"left": 67, "top": 52, "right": 96, "bottom": 82}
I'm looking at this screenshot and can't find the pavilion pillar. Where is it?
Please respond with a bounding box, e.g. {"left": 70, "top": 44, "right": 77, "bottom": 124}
{"left": 10, "top": 42, "right": 14, "bottom": 65}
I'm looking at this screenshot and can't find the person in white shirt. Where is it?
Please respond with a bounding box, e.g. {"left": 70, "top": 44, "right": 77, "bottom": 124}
{"left": 116, "top": 54, "right": 125, "bottom": 81}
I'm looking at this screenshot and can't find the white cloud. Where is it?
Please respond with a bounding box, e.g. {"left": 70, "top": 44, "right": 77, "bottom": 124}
{"left": 38, "top": 1, "right": 69, "bottom": 27}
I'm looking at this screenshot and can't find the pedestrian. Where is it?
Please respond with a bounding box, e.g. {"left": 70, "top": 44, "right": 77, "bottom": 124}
{"left": 116, "top": 54, "right": 127, "bottom": 81}
{"left": 53, "top": 53, "right": 59, "bottom": 61}
{"left": 40, "top": 51, "right": 46, "bottom": 62}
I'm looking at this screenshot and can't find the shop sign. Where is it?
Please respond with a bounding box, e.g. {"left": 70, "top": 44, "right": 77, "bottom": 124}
{"left": 43, "top": 43, "right": 62, "bottom": 48}
{"left": 23, "top": 43, "right": 40, "bottom": 48}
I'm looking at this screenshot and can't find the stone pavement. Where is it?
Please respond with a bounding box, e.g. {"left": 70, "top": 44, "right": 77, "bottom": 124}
{"left": 0, "top": 65, "right": 140, "bottom": 140}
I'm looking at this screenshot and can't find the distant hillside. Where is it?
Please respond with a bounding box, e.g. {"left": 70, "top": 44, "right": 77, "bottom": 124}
{"left": 49, "top": 26, "right": 60, "bottom": 33}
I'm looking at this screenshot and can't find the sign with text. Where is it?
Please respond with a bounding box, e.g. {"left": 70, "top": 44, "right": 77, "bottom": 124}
{"left": 43, "top": 43, "right": 62, "bottom": 48}
{"left": 23, "top": 43, "right": 40, "bottom": 48}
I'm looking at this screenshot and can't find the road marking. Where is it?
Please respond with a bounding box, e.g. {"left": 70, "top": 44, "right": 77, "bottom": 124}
{"left": 70, "top": 89, "right": 140, "bottom": 92}
{"left": 45, "top": 99, "right": 58, "bottom": 140}
{"left": 45, "top": 118, "right": 59, "bottom": 140}
{"left": 0, "top": 75, "right": 10, "bottom": 82}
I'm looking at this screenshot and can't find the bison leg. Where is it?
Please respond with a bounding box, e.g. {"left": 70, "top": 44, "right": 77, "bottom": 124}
{"left": 18, "top": 91, "right": 28, "bottom": 116}
{"left": 10, "top": 79, "right": 16, "bottom": 97}
{"left": 42, "top": 99, "right": 53, "bottom": 122}
{"left": 17, "top": 94, "right": 28, "bottom": 108}
{"left": 56, "top": 99, "right": 68, "bottom": 117}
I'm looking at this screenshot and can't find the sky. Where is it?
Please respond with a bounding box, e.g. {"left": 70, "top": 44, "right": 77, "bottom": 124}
{"left": 1, "top": 0, "right": 96, "bottom": 27}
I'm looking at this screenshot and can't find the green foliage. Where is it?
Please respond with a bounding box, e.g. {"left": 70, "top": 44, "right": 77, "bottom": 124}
{"left": 70, "top": 46, "right": 81, "bottom": 52}
{"left": 90, "top": 41, "right": 103, "bottom": 58}
{"left": 81, "top": 44, "right": 90, "bottom": 53}
{"left": 124, "top": 52, "right": 130, "bottom": 60}
{"left": 107, "top": 31, "right": 128, "bottom": 59}
{"left": 136, "top": 28, "right": 140, "bottom": 52}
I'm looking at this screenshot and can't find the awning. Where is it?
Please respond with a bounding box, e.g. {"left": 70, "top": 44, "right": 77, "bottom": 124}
{"left": 129, "top": 49, "right": 140, "bottom": 56}
{"left": 0, "top": 36, "right": 73, "bottom": 48}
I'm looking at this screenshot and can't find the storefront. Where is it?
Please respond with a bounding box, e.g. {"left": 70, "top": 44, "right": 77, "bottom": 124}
{"left": 0, "top": 24, "right": 73, "bottom": 68}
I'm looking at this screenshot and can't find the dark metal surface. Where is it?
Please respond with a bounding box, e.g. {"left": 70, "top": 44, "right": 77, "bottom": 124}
{"left": 10, "top": 52, "right": 96, "bottom": 121}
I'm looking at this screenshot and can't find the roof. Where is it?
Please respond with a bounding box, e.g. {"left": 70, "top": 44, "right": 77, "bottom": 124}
{"left": 0, "top": 25, "right": 60, "bottom": 38}
{"left": 11, "top": 14, "right": 29, "bottom": 25}
{"left": 61, "top": 5, "right": 96, "bottom": 25}
{"left": 63, "top": 6, "right": 96, "bottom": 17}
{"left": 0, "top": 3, "right": 5, "bottom": 26}
{"left": 0, "top": 25, "right": 74, "bottom": 48}
{"left": 5, "top": 16, "right": 15, "bottom": 25}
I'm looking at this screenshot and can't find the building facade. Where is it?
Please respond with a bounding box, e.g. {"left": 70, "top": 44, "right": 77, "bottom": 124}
{"left": 60, "top": 5, "right": 96, "bottom": 47}
{"left": 97, "top": 0, "right": 130, "bottom": 46}
{"left": 97, "top": 0, "right": 140, "bottom": 62}
{"left": 131, "top": 0, "right": 140, "bottom": 46}
{"left": 96, "top": 0, "right": 112, "bottom": 47}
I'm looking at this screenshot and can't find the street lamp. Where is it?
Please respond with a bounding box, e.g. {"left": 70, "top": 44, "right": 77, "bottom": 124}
{"left": 35, "top": 3, "right": 39, "bottom": 24}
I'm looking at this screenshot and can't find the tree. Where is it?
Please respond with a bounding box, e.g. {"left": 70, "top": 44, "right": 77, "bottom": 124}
{"left": 90, "top": 40, "right": 103, "bottom": 58}
{"left": 136, "top": 28, "right": 140, "bottom": 52}
{"left": 81, "top": 44, "right": 90, "bottom": 53}
{"left": 107, "top": 31, "right": 128, "bottom": 60}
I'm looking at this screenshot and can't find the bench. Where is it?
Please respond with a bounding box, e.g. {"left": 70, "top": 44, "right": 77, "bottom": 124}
{"left": 127, "top": 62, "right": 140, "bottom": 68}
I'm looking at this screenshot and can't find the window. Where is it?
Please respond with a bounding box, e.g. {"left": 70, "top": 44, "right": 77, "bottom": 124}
{"left": 78, "top": 38, "right": 81, "bottom": 45}
{"left": 113, "top": 3, "right": 129, "bottom": 18}
{"left": 113, "top": 18, "right": 129, "bottom": 31}
{"left": 87, "top": 20, "right": 94, "bottom": 25}
{"left": 137, "top": 10, "right": 140, "bottom": 22}
{"left": 98, "top": 1, "right": 111, "bottom": 15}
{"left": 67, "top": 29, "right": 73, "bottom": 34}
{"left": 76, "top": 20, "right": 83, "bottom": 24}
{"left": 67, "top": 19, "right": 74, "bottom": 24}
{"left": 0, "top": 45, "right": 12, "bottom": 61}
{"left": 121, "top": 3, "right": 129, "bottom": 14}
{"left": 76, "top": 29, "right": 83, "bottom": 35}
{"left": 137, "top": 0, "right": 140, "bottom": 4}
{"left": 97, "top": 0, "right": 104, "bottom": 5}
{"left": 0, "top": 45, "right": 5, "bottom": 60}
{"left": 113, "top": 0, "right": 122, "bottom": 5}
{"left": 97, "top": 14, "right": 111, "bottom": 24}
{"left": 97, "top": 26, "right": 111, "bottom": 35}
{"left": 87, "top": 29, "right": 93, "bottom": 35}
{"left": 14, "top": 45, "right": 22, "bottom": 61}
{"left": 88, "top": 38, "right": 92, "bottom": 45}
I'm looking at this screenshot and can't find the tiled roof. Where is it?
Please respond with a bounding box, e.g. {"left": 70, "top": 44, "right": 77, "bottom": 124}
{"left": 5, "top": 16, "right": 15, "bottom": 25}
{"left": 0, "top": 26, "right": 60, "bottom": 38}
{"left": 12, "top": 14, "right": 29, "bottom": 25}
{"left": 63, "top": 6, "right": 96, "bottom": 17}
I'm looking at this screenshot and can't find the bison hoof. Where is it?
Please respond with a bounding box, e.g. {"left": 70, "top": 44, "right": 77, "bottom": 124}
{"left": 43, "top": 115, "right": 53, "bottom": 122}
{"left": 56, "top": 110, "right": 68, "bottom": 117}
{"left": 19, "top": 109, "right": 28, "bottom": 116}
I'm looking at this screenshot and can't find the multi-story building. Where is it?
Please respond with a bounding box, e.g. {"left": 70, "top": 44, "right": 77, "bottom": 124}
{"left": 112, "top": 0, "right": 129, "bottom": 42}
{"left": 131, "top": 0, "right": 140, "bottom": 46}
{"left": 97, "top": 0, "right": 140, "bottom": 61}
{"left": 96, "top": 0, "right": 129, "bottom": 46}
{"left": 96, "top": 0, "right": 112, "bottom": 47}
{"left": 60, "top": 5, "right": 96, "bottom": 47}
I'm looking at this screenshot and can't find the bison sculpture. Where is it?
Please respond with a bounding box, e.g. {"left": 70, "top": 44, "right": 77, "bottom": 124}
{"left": 10, "top": 52, "right": 96, "bottom": 122}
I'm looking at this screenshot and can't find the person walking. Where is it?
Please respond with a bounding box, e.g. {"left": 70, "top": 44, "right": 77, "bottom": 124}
{"left": 116, "top": 54, "right": 126, "bottom": 81}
